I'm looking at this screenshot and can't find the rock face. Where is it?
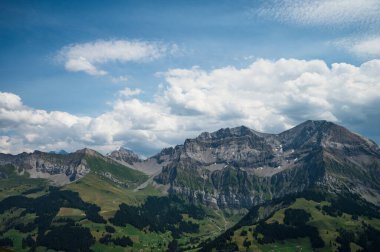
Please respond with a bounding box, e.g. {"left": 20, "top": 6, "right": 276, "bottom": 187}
{"left": 108, "top": 147, "right": 141, "bottom": 165}
{"left": 0, "top": 149, "right": 95, "bottom": 185}
{"left": 154, "top": 120, "right": 380, "bottom": 209}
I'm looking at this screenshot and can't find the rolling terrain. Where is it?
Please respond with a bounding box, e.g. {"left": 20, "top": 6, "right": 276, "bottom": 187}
{"left": 0, "top": 120, "right": 380, "bottom": 251}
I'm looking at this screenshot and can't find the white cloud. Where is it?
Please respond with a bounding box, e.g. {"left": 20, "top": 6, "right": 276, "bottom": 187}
{"left": 255, "top": 0, "right": 380, "bottom": 27}
{"left": 0, "top": 92, "right": 23, "bottom": 110}
{"left": 119, "top": 87, "right": 142, "bottom": 97}
{"left": 2, "top": 58, "right": 380, "bottom": 155}
{"left": 331, "top": 36, "right": 380, "bottom": 59}
{"left": 65, "top": 57, "right": 107, "bottom": 76}
{"left": 58, "top": 39, "right": 174, "bottom": 76}
{"left": 352, "top": 37, "right": 380, "bottom": 57}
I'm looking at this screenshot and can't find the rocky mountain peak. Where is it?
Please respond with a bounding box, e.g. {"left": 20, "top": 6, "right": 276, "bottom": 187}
{"left": 108, "top": 147, "right": 141, "bottom": 165}
{"left": 75, "top": 148, "right": 102, "bottom": 158}
{"left": 279, "top": 120, "right": 378, "bottom": 153}
{"left": 196, "top": 125, "right": 264, "bottom": 141}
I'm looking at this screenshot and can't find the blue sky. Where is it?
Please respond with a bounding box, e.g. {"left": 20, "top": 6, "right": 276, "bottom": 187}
{"left": 1, "top": 0, "right": 380, "bottom": 155}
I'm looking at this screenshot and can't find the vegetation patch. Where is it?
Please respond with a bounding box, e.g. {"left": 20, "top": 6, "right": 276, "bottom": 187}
{"left": 110, "top": 196, "right": 205, "bottom": 239}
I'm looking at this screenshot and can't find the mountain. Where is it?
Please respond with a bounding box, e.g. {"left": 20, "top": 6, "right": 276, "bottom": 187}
{"left": 0, "top": 149, "right": 90, "bottom": 185}
{"left": 108, "top": 147, "right": 142, "bottom": 165}
{"left": 152, "top": 120, "right": 380, "bottom": 209}
{"left": 0, "top": 147, "right": 147, "bottom": 188}
{"left": 48, "top": 150, "right": 68, "bottom": 155}
{"left": 0, "top": 120, "right": 380, "bottom": 252}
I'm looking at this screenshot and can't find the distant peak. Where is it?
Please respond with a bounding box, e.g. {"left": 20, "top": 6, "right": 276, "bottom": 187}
{"left": 108, "top": 146, "right": 141, "bottom": 164}
{"left": 75, "top": 148, "right": 101, "bottom": 157}
{"left": 49, "top": 149, "right": 68, "bottom": 155}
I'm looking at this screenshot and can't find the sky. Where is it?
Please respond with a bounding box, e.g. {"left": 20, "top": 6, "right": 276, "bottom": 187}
{"left": 1, "top": 0, "right": 380, "bottom": 156}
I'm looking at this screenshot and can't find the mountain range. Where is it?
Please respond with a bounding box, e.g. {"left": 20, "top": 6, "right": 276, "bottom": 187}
{"left": 0, "top": 120, "right": 379, "bottom": 251}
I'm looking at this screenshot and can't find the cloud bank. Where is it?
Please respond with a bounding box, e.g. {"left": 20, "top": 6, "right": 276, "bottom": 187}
{"left": 2, "top": 58, "right": 380, "bottom": 155}
{"left": 58, "top": 39, "right": 174, "bottom": 76}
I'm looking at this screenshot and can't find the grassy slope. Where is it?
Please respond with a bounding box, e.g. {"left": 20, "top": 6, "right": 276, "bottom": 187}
{"left": 229, "top": 197, "right": 380, "bottom": 252}
{"left": 65, "top": 172, "right": 161, "bottom": 218}
{"left": 85, "top": 156, "right": 148, "bottom": 185}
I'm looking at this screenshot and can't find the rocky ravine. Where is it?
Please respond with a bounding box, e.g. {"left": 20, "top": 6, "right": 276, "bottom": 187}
{"left": 150, "top": 120, "right": 380, "bottom": 209}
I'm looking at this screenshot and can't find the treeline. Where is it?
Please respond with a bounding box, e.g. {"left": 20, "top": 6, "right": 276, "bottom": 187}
{"left": 322, "top": 193, "right": 380, "bottom": 218}
{"left": 110, "top": 196, "right": 203, "bottom": 238}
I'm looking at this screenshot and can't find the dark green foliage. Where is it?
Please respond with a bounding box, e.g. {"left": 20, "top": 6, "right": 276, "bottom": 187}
{"left": 336, "top": 225, "right": 380, "bottom": 252}
{"left": 357, "top": 225, "right": 380, "bottom": 252}
{"left": 14, "top": 222, "right": 36, "bottom": 233}
{"left": 37, "top": 224, "right": 95, "bottom": 252}
{"left": 85, "top": 204, "right": 106, "bottom": 224}
{"left": 113, "top": 236, "right": 133, "bottom": 247}
{"left": 240, "top": 230, "right": 247, "bottom": 236}
{"left": 300, "top": 190, "right": 326, "bottom": 202}
{"left": 336, "top": 228, "right": 354, "bottom": 252}
{"left": 199, "top": 229, "right": 235, "bottom": 252}
{"left": 220, "top": 242, "right": 239, "bottom": 252}
{"left": 322, "top": 193, "right": 380, "bottom": 218}
{"left": 256, "top": 222, "right": 300, "bottom": 243}
{"left": 178, "top": 221, "right": 199, "bottom": 233}
{"left": 0, "top": 237, "right": 13, "bottom": 247}
{"left": 105, "top": 225, "right": 115, "bottom": 233}
{"left": 99, "top": 234, "right": 133, "bottom": 247}
{"left": 255, "top": 221, "right": 324, "bottom": 248}
{"left": 0, "top": 189, "right": 105, "bottom": 236}
{"left": 168, "top": 239, "right": 179, "bottom": 252}
{"left": 243, "top": 238, "right": 251, "bottom": 248}
{"left": 21, "top": 186, "right": 45, "bottom": 195}
{"left": 0, "top": 189, "right": 104, "bottom": 251}
{"left": 22, "top": 235, "right": 35, "bottom": 249}
{"left": 99, "top": 234, "right": 112, "bottom": 244}
{"left": 110, "top": 196, "right": 202, "bottom": 236}
{"left": 284, "top": 208, "right": 311, "bottom": 226}
{"left": 0, "top": 164, "right": 17, "bottom": 178}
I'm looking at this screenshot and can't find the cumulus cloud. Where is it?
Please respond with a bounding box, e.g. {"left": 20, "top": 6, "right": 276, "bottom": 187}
{"left": 254, "top": 0, "right": 380, "bottom": 27}
{"left": 58, "top": 39, "right": 174, "bottom": 76}
{"left": 2, "top": 58, "right": 380, "bottom": 155}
